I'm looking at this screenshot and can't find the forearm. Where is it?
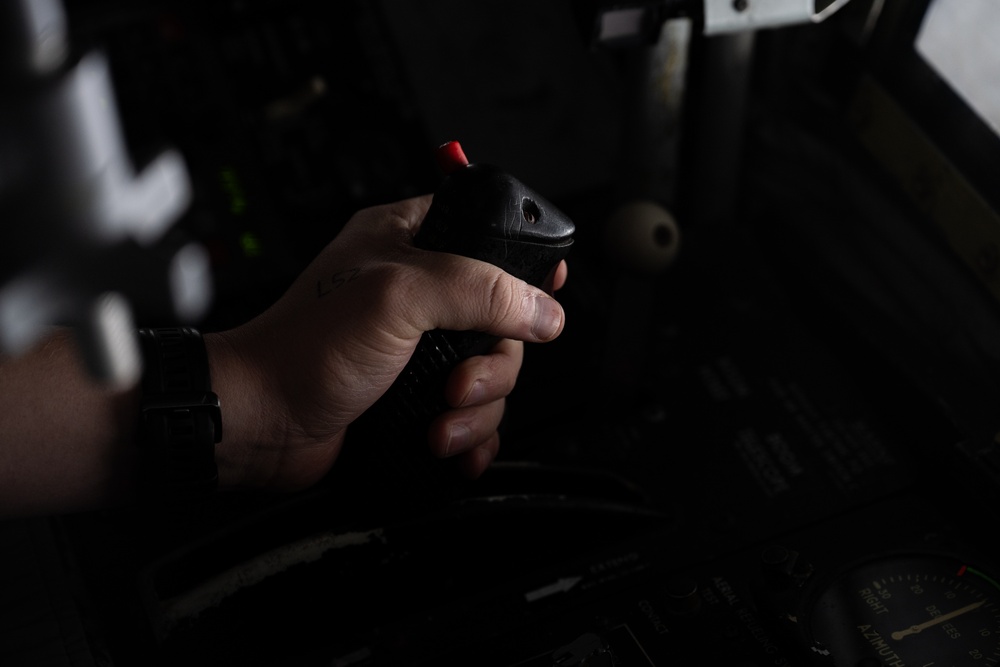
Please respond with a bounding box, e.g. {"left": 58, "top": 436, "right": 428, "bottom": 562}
{"left": 0, "top": 329, "right": 141, "bottom": 516}
{"left": 0, "top": 327, "right": 276, "bottom": 516}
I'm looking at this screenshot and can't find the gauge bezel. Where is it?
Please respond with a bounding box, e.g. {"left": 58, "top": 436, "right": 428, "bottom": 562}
{"left": 792, "top": 548, "right": 1000, "bottom": 663}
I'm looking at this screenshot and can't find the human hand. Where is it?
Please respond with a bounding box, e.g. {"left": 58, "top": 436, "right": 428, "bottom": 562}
{"left": 207, "top": 195, "right": 567, "bottom": 491}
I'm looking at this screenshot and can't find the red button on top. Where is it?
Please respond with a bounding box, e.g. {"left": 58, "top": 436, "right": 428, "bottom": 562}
{"left": 435, "top": 140, "right": 469, "bottom": 175}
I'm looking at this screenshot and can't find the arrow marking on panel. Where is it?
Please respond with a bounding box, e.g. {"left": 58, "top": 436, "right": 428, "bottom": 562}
{"left": 525, "top": 576, "right": 583, "bottom": 603}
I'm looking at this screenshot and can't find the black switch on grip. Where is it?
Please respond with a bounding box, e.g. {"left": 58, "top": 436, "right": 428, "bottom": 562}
{"left": 365, "top": 141, "right": 575, "bottom": 447}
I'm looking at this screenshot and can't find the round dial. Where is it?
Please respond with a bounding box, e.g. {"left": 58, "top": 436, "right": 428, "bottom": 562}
{"left": 806, "top": 554, "right": 1000, "bottom": 665}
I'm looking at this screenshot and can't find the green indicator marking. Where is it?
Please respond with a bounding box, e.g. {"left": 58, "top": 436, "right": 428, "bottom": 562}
{"left": 220, "top": 167, "right": 248, "bottom": 215}
{"left": 240, "top": 231, "right": 263, "bottom": 258}
{"left": 967, "top": 567, "right": 1000, "bottom": 594}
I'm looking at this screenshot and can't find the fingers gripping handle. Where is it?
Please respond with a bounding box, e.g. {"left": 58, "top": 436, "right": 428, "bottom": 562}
{"left": 374, "top": 142, "right": 575, "bottom": 441}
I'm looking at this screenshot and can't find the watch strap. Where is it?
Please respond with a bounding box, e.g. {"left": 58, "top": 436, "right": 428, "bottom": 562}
{"left": 137, "top": 327, "right": 221, "bottom": 500}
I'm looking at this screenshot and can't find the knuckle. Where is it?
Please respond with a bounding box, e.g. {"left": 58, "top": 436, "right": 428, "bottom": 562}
{"left": 481, "top": 348, "right": 518, "bottom": 394}
{"left": 485, "top": 272, "right": 524, "bottom": 329}
{"left": 368, "top": 261, "right": 417, "bottom": 315}
{"left": 367, "top": 263, "right": 401, "bottom": 300}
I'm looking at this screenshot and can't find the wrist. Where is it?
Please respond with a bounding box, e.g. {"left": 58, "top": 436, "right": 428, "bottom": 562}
{"left": 204, "top": 329, "right": 280, "bottom": 489}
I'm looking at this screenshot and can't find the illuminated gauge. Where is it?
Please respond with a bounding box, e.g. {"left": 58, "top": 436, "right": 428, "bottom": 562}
{"left": 804, "top": 554, "right": 1000, "bottom": 666}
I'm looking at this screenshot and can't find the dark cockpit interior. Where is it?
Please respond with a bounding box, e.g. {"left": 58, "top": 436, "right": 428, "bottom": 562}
{"left": 4, "top": 1, "right": 1000, "bottom": 664}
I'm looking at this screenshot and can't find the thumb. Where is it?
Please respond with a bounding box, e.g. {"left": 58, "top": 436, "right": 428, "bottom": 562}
{"left": 405, "top": 253, "right": 565, "bottom": 343}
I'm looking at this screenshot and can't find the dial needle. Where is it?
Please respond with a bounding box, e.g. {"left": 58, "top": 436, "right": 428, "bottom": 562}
{"left": 890, "top": 600, "right": 986, "bottom": 640}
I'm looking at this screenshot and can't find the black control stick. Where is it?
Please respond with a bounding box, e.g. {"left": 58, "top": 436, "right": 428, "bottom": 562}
{"left": 353, "top": 141, "right": 575, "bottom": 466}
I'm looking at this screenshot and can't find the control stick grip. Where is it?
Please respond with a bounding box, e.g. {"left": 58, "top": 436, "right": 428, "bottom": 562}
{"left": 364, "top": 141, "right": 575, "bottom": 444}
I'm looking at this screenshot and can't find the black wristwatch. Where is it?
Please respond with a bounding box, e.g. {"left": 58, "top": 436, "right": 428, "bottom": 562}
{"left": 137, "top": 327, "right": 222, "bottom": 500}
